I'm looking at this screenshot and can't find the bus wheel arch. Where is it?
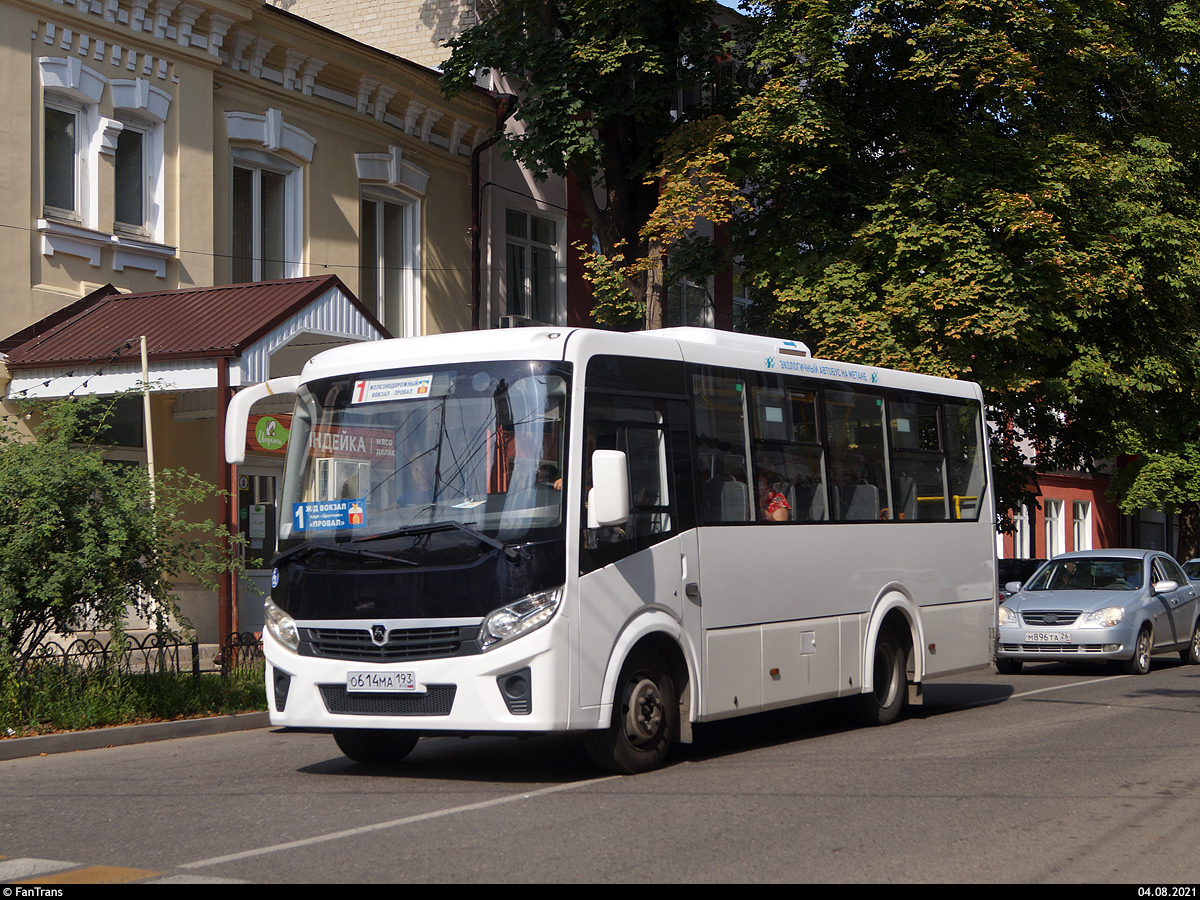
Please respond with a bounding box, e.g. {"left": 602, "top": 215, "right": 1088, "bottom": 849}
{"left": 857, "top": 593, "right": 920, "bottom": 725}
{"left": 588, "top": 629, "right": 693, "bottom": 773}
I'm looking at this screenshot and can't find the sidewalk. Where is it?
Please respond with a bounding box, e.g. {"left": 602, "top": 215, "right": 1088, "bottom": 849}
{"left": 0, "top": 711, "right": 271, "bottom": 761}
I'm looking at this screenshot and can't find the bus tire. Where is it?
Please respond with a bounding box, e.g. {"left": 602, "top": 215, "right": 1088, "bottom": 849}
{"left": 853, "top": 628, "right": 907, "bottom": 727}
{"left": 333, "top": 729, "right": 420, "bottom": 764}
{"left": 584, "top": 648, "right": 676, "bottom": 774}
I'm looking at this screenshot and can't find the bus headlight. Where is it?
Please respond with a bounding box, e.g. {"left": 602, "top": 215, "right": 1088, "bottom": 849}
{"left": 479, "top": 587, "right": 563, "bottom": 651}
{"left": 264, "top": 598, "right": 300, "bottom": 652}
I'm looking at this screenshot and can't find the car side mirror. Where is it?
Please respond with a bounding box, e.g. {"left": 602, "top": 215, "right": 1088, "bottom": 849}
{"left": 1153, "top": 580, "right": 1178, "bottom": 594}
{"left": 1004, "top": 581, "right": 1023, "bottom": 594}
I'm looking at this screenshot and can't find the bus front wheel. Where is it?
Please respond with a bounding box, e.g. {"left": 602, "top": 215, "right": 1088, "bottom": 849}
{"left": 333, "top": 729, "right": 420, "bottom": 764}
{"left": 584, "top": 648, "right": 676, "bottom": 774}
{"left": 853, "top": 628, "right": 907, "bottom": 727}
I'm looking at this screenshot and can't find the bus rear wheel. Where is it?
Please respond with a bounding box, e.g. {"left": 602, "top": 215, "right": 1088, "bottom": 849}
{"left": 584, "top": 648, "right": 676, "bottom": 774}
{"left": 333, "top": 729, "right": 420, "bottom": 764}
{"left": 853, "top": 628, "right": 907, "bottom": 727}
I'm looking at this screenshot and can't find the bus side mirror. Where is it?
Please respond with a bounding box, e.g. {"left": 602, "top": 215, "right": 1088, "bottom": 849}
{"left": 588, "top": 449, "right": 630, "bottom": 527}
{"left": 225, "top": 376, "right": 300, "bottom": 464}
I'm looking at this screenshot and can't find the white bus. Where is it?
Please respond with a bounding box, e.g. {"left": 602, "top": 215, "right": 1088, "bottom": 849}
{"left": 226, "top": 327, "right": 997, "bottom": 773}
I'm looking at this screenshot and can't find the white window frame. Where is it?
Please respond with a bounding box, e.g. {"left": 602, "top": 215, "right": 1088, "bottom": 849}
{"left": 113, "top": 118, "right": 150, "bottom": 236}
{"left": 231, "top": 147, "right": 303, "bottom": 283}
{"left": 1073, "top": 500, "right": 1093, "bottom": 552}
{"left": 1044, "top": 498, "right": 1065, "bottom": 558}
{"left": 1013, "top": 503, "right": 1032, "bottom": 558}
{"left": 39, "top": 58, "right": 107, "bottom": 229}
{"left": 109, "top": 78, "right": 171, "bottom": 245}
{"left": 505, "top": 207, "right": 563, "bottom": 325}
{"left": 360, "top": 187, "right": 421, "bottom": 338}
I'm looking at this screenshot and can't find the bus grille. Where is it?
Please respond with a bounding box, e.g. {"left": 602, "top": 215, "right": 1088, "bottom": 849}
{"left": 302, "top": 626, "right": 471, "bottom": 662}
{"left": 318, "top": 684, "right": 457, "bottom": 716}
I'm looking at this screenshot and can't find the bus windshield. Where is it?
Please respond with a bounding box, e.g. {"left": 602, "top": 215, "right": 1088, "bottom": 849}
{"left": 279, "top": 360, "right": 569, "bottom": 547}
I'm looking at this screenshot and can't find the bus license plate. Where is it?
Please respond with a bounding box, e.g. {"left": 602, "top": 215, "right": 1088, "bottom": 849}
{"left": 1024, "top": 631, "right": 1072, "bottom": 643}
{"left": 346, "top": 671, "right": 423, "bottom": 693}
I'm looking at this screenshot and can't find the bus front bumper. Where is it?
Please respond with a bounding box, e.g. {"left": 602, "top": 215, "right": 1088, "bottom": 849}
{"left": 262, "top": 615, "right": 573, "bottom": 733}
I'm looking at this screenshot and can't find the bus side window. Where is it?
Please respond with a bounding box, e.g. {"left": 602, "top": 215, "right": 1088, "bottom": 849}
{"left": 693, "top": 370, "right": 753, "bottom": 523}
{"left": 580, "top": 397, "right": 676, "bottom": 570}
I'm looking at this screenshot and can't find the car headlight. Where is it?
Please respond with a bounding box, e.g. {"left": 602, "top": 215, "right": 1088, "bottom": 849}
{"left": 264, "top": 597, "right": 300, "bottom": 652}
{"left": 1082, "top": 607, "right": 1125, "bottom": 628}
{"left": 998, "top": 605, "right": 1019, "bottom": 626}
{"left": 479, "top": 586, "right": 563, "bottom": 651}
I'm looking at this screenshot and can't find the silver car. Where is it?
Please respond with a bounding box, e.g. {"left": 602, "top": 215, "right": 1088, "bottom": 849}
{"left": 996, "top": 549, "right": 1200, "bottom": 675}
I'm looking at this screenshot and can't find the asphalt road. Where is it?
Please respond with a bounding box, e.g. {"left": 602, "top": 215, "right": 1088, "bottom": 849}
{"left": 3, "top": 657, "right": 1199, "bottom": 883}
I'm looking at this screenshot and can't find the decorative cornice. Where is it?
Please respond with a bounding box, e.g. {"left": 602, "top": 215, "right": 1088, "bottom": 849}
{"left": 225, "top": 107, "right": 315, "bottom": 162}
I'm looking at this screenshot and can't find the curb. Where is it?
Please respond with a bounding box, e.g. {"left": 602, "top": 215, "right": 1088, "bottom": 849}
{"left": 0, "top": 711, "right": 272, "bottom": 760}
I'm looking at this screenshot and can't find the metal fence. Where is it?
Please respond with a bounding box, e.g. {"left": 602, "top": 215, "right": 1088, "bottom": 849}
{"left": 20, "top": 631, "right": 263, "bottom": 680}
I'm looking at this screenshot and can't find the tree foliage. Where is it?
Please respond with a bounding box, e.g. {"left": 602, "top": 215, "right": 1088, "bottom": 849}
{"left": 441, "top": 0, "right": 733, "bottom": 326}
{"left": 0, "top": 397, "right": 237, "bottom": 668}
{"left": 690, "top": 0, "right": 1200, "bottom": 521}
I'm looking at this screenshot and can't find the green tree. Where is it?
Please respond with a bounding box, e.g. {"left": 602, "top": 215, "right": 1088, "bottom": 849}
{"left": 0, "top": 397, "right": 237, "bottom": 668}
{"left": 440, "top": 0, "right": 733, "bottom": 327}
{"left": 688, "top": 0, "right": 1200, "bottom": 523}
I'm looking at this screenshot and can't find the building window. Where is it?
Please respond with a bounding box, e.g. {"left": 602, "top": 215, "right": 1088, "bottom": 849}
{"left": 505, "top": 209, "right": 560, "bottom": 324}
{"left": 1045, "top": 498, "right": 1065, "bottom": 557}
{"left": 1073, "top": 501, "right": 1092, "bottom": 551}
{"left": 667, "top": 278, "right": 712, "bottom": 328}
{"left": 232, "top": 150, "right": 301, "bottom": 283}
{"left": 114, "top": 124, "right": 146, "bottom": 232}
{"left": 39, "top": 57, "right": 107, "bottom": 229}
{"left": 360, "top": 191, "right": 419, "bottom": 337}
{"left": 1013, "top": 504, "right": 1032, "bottom": 558}
{"left": 44, "top": 102, "right": 79, "bottom": 217}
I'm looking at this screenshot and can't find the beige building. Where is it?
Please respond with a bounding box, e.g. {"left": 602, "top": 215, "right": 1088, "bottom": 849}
{"left": 3, "top": 0, "right": 496, "bottom": 342}
{"left": 269, "top": 0, "right": 585, "bottom": 329}
{"left": 0, "top": 0, "right": 498, "bottom": 644}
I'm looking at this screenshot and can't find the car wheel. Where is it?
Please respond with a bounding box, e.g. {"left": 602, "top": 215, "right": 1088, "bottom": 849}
{"left": 852, "top": 628, "right": 908, "bottom": 726}
{"left": 995, "top": 657, "right": 1023, "bottom": 675}
{"left": 1122, "top": 627, "right": 1152, "bottom": 676}
{"left": 1180, "top": 619, "right": 1200, "bottom": 665}
{"left": 333, "top": 729, "right": 420, "bottom": 764}
{"left": 584, "top": 648, "right": 676, "bottom": 774}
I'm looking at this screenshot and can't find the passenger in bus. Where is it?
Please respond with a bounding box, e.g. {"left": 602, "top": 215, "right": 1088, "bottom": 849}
{"left": 756, "top": 468, "right": 791, "bottom": 522}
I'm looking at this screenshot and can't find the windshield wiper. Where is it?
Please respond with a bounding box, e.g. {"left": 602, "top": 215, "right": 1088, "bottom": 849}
{"left": 273, "top": 540, "right": 419, "bottom": 568}
{"left": 353, "top": 520, "right": 528, "bottom": 562}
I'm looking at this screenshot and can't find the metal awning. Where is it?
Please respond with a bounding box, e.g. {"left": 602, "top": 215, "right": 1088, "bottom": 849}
{"left": 3, "top": 276, "right": 389, "bottom": 399}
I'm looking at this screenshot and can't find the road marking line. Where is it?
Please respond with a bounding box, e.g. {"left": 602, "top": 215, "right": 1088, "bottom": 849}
{"left": 954, "top": 674, "right": 1125, "bottom": 711}
{"left": 14, "top": 865, "right": 160, "bottom": 884}
{"left": 180, "top": 775, "right": 618, "bottom": 869}
{"left": 1009, "top": 675, "right": 1128, "bottom": 700}
{"left": 0, "top": 859, "right": 78, "bottom": 881}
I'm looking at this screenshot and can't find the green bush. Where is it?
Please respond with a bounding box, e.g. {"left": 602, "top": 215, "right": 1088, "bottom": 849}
{"left": 0, "top": 661, "right": 266, "bottom": 737}
{"left": 0, "top": 396, "right": 238, "bottom": 669}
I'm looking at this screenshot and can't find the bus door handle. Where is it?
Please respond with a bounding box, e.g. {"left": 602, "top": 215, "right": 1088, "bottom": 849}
{"left": 685, "top": 582, "right": 700, "bottom": 602}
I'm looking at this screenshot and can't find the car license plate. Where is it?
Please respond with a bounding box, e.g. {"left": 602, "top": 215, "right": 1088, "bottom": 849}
{"left": 1024, "top": 631, "right": 1072, "bottom": 643}
{"left": 346, "top": 671, "right": 423, "bottom": 693}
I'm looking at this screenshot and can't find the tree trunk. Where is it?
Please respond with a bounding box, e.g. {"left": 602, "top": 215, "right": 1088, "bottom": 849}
{"left": 1177, "top": 501, "right": 1200, "bottom": 562}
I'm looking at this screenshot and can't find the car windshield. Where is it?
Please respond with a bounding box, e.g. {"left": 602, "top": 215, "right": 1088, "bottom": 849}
{"left": 1184, "top": 561, "right": 1200, "bottom": 580}
{"left": 1024, "top": 557, "right": 1143, "bottom": 592}
{"left": 280, "top": 360, "right": 569, "bottom": 545}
